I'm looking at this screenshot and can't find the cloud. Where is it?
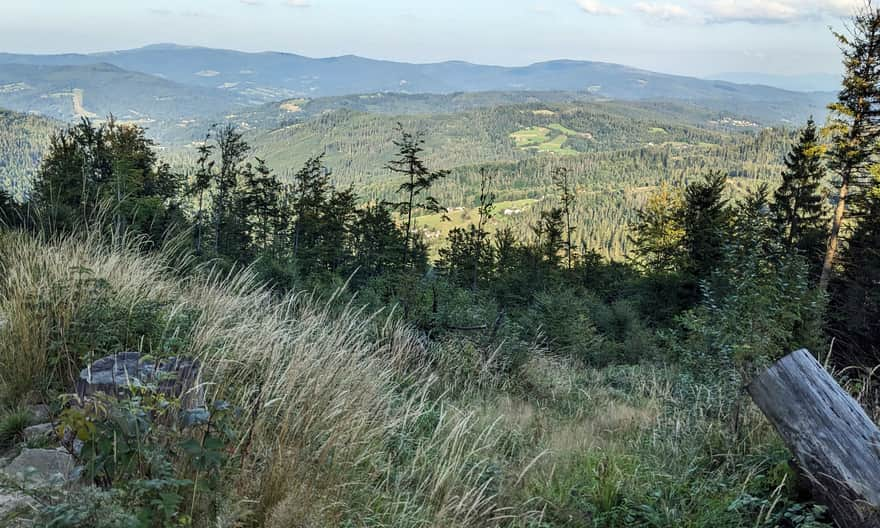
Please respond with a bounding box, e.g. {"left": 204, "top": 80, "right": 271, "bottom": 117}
{"left": 577, "top": 0, "right": 623, "bottom": 16}
{"left": 284, "top": 0, "right": 311, "bottom": 6}
{"left": 700, "top": 0, "right": 804, "bottom": 23}
{"left": 179, "top": 10, "right": 215, "bottom": 18}
{"left": 630, "top": 0, "right": 862, "bottom": 24}
{"left": 634, "top": 2, "right": 691, "bottom": 21}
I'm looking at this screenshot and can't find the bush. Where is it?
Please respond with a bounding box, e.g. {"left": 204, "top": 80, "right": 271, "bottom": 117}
{"left": 0, "top": 407, "right": 31, "bottom": 449}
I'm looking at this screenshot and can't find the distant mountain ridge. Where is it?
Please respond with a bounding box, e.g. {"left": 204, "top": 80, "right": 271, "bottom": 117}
{"left": 0, "top": 44, "right": 833, "bottom": 106}
{"left": 708, "top": 72, "right": 841, "bottom": 93}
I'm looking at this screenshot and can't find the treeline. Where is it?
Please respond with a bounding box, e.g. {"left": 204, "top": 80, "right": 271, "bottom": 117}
{"left": 171, "top": 101, "right": 794, "bottom": 199}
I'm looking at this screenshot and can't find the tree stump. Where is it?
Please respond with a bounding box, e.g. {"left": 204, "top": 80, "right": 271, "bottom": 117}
{"left": 748, "top": 349, "right": 880, "bottom": 528}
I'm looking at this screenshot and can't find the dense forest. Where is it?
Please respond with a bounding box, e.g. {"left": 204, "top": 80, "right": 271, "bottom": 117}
{"left": 2, "top": 6, "right": 880, "bottom": 528}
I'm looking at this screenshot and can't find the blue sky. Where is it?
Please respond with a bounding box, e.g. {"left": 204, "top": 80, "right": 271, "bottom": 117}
{"left": 0, "top": 0, "right": 859, "bottom": 76}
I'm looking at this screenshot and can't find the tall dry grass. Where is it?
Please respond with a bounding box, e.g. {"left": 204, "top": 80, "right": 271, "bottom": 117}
{"left": 0, "top": 230, "right": 799, "bottom": 528}
{"left": 0, "top": 231, "right": 538, "bottom": 526}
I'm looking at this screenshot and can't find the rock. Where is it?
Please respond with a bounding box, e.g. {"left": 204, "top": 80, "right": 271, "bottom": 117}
{"left": 76, "top": 352, "right": 202, "bottom": 406}
{"left": 1, "top": 448, "right": 76, "bottom": 488}
{"left": 0, "top": 490, "right": 37, "bottom": 526}
{"left": 59, "top": 429, "right": 83, "bottom": 457}
{"left": 21, "top": 424, "right": 55, "bottom": 443}
{"left": 24, "top": 405, "right": 50, "bottom": 423}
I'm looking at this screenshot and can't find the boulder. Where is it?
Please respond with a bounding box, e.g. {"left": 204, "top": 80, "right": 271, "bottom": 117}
{"left": 1, "top": 448, "right": 76, "bottom": 488}
{"left": 76, "top": 352, "right": 202, "bottom": 406}
{"left": 25, "top": 405, "right": 50, "bottom": 423}
{"left": 0, "top": 490, "right": 37, "bottom": 526}
{"left": 21, "top": 424, "right": 55, "bottom": 443}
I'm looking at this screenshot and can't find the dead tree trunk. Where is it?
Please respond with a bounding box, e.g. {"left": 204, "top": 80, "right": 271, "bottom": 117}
{"left": 748, "top": 349, "right": 880, "bottom": 528}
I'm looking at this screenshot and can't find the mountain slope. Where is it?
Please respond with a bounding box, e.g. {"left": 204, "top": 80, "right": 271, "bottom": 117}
{"left": 0, "top": 63, "right": 243, "bottom": 135}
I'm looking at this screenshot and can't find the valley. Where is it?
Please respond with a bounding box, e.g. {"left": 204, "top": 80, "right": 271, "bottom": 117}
{"left": 0, "top": 52, "right": 817, "bottom": 259}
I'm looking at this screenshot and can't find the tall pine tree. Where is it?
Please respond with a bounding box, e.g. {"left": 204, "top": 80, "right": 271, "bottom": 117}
{"left": 821, "top": 3, "right": 880, "bottom": 289}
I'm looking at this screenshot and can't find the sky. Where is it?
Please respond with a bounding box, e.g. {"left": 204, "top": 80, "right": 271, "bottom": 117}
{"left": 0, "top": 0, "right": 863, "bottom": 76}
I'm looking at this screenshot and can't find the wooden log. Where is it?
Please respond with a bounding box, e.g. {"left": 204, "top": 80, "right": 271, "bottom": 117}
{"left": 748, "top": 349, "right": 880, "bottom": 528}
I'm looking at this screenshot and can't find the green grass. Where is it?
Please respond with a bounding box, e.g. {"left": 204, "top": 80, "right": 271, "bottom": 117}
{"left": 0, "top": 407, "right": 31, "bottom": 449}
{"left": 510, "top": 124, "right": 586, "bottom": 156}
{"left": 541, "top": 134, "right": 580, "bottom": 155}
{"left": 510, "top": 126, "right": 553, "bottom": 148}
{"left": 548, "top": 123, "right": 583, "bottom": 136}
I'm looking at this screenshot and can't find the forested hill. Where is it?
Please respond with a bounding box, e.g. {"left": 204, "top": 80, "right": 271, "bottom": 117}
{"left": 217, "top": 99, "right": 795, "bottom": 259}
{"left": 0, "top": 96, "right": 799, "bottom": 259}
{"left": 240, "top": 99, "right": 790, "bottom": 188}
{"left": 0, "top": 63, "right": 245, "bottom": 128}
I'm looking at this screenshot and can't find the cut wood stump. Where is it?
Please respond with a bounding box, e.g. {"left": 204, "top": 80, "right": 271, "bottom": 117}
{"left": 748, "top": 349, "right": 880, "bottom": 528}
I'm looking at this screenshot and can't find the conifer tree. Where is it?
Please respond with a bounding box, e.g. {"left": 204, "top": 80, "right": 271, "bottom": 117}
{"left": 533, "top": 207, "right": 566, "bottom": 268}
{"left": 242, "top": 157, "right": 283, "bottom": 253}
{"left": 630, "top": 184, "right": 685, "bottom": 273}
{"left": 290, "top": 155, "right": 331, "bottom": 267}
{"left": 473, "top": 167, "right": 496, "bottom": 290}
{"left": 386, "top": 123, "right": 449, "bottom": 268}
{"left": 832, "top": 165, "right": 880, "bottom": 363}
{"left": 212, "top": 124, "right": 250, "bottom": 259}
{"left": 351, "top": 204, "right": 408, "bottom": 280}
{"left": 821, "top": 3, "right": 880, "bottom": 289}
{"left": 770, "top": 118, "right": 828, "bottom": 265}
{"left": 321, "top": 186, "right": 358, "bottom": 272}
{"left": 682, "top": 171, "right": 730, "bottom": 281}
{"left": 190, "top": 132, "right": 216, "bottom": 256}
{"left": 552, "top": 167, "right": 577, "bottom": 270}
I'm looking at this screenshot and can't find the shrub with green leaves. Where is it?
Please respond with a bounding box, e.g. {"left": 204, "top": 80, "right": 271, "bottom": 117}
{"left": 58, "top": 388, "right": 239, "bottom": 527}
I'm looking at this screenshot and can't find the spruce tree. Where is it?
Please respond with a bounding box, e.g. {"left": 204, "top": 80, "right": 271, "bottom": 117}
{"left": 212, "top": 124, "right": 250, "bottom": 259}
{"left": 682, "top": 171, "right": 730, "bottom": 281}
{"left": 771, "top": 118, "right": 828, "bottom": 265}
{"left": 832, "top": 165, "right": 880, "bottom": 363}
{"left": 473, "top": 167, "right": 496, "bottom": 290}
{"left": 551, "top": 167, "right": 577, "bottom": 270}
{"left": 321, "top": 186, "right": 358, "bottom": 272}
{"left": 532, "top": 207, "right": 566, "bottom": 268}
{"left": 290, "top": 155, "right": 331, "bottom": 269}
{"left": 351, "top": 204, "right": 408, "bottom": 280}
{"left": 386, "top": 123, "right": 449, "bottom": 269}
{"left": 190, "top": 132, "right": 216, "bottom": 257}
{"left": 242, "top": 157, "right": 283, "bottom": 253}
{"left": 630, "top": 183, "right": 685, "bottom": 274}
{"left": 821, "top": 3, "right": 880, "bottom": 289}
